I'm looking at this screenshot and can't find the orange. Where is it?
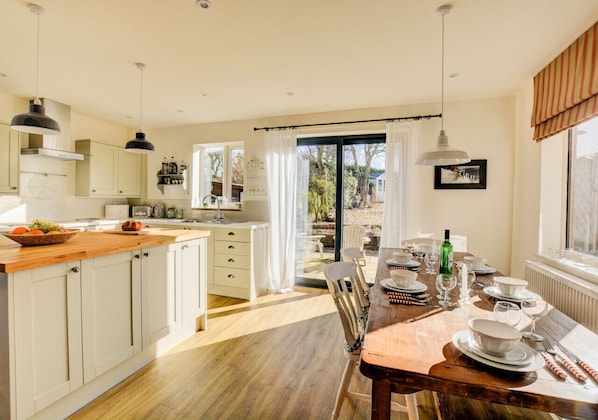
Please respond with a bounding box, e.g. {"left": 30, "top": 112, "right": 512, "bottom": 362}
{"left": 11, "top": 226, "right": 29, "bottom": 234}
{"left": 29, "top": 229, "right": 44, "bottom": 235}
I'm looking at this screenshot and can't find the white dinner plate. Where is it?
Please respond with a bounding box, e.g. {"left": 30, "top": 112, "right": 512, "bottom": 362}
{"left": 459, "top": 331, "right": 532, "bottom": 366}
{"left": 386, "top": 259, "right": 421, "bottom": 268}
{"left": 452, "top": 331, "right": 544, "bottom": 372}
{"left": 483, "top": 286, "right": 540, "bottom": 303}
{"left": 473, "top": 266, "right": 497, "bottom": 275}
{"left": 380, "top": 278, "right": 428, "bottom": 293}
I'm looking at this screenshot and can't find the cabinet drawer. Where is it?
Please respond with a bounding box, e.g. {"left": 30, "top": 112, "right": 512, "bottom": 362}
{"left": 214, "top": 267, "right": 250, "bottom": 287}
{"left": 214, "top": 253, "right": 250, "bottom": 269}
{"left": 214, "top": 240, "right": 250, "bottom": 255}
{"left": 214, "top": 227, "right": 250, "bottom": 242}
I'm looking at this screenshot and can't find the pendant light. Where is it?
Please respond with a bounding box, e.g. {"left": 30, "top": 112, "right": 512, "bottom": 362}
{"left": 125, "top": 62, "right": 155, "bottom": 153}
{"left": 10, "top": 3, "right": 61, "bottom": 135}
{"left": 416, "top": 4, "right": 470, "bottom": 166}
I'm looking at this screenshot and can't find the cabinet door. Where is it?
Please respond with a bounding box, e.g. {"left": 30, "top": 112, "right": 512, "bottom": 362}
{"left": 13, "top": 261, "right": 83, "bottom": 418}
{"left": 81, "top": 251, "right": 141, "bottom": 382}
{"left": 0, "top": 124, "right": 19, "bottom": 194}
{"left": 178, "top": 239, "right": 207, "bottom": 333}
{"left": 141, "top": 245, "right": 176, "bottom": 348}
{"left": 118, "top": 148, "right": 141, "bottom": 197}
{"left": 89, "top": 142, "right": 119, "bottom": 195}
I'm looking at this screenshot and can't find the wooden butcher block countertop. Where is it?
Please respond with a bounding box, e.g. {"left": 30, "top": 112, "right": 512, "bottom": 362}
{"left": 0, "top": 228, "right": 210, "bottom": 273}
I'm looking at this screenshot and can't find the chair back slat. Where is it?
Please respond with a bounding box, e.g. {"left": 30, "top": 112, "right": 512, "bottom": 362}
{"left": 324, "top": 261, "right": 364, "bottom": 352}
{"left": 340, "top": 247, "right": 370, "bottom": 314}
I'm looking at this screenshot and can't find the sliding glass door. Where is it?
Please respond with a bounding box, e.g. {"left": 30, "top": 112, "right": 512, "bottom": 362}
{"left": 295, "top": 134, "right": 386, "bottom": 287}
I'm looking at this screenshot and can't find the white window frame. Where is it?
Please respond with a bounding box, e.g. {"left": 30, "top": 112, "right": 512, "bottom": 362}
{"left": 191, "top": 142, "right": 243, "bottom": 208}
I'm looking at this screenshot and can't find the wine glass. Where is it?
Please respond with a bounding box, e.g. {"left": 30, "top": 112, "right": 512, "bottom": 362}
{"left": 493, "top": 301, "right": 521, "bottom": 327}
{"left": 424, "top": 250, "right": 439, "bottom": 274}
{"left": 436, "top": 274, "right": 457, "bottom": 307}
{"left": 521, "top": 298, "right": 549, "bottom": 341}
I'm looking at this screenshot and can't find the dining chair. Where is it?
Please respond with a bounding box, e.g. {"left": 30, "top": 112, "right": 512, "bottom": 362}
{"left": 342, "top": 225, "right": 369, "bottom": 265}
{"left": 340, "top": 247, "right": 371, "bottom": 317}
{"left": 324, "top": 261, "right": 419, "bottom": 420}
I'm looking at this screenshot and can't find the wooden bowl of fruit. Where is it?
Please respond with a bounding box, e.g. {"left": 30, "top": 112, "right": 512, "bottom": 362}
{"left": 2, "top": 220, "right": 80, "bottom": 246}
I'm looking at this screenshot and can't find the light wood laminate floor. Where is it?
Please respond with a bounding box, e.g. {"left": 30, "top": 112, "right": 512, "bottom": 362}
{"left": 69, "top": 287, "right": 556, "bottom": 419}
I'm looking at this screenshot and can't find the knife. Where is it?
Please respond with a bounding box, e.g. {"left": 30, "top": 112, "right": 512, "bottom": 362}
{"left": 557, "top": 343, "right": 598, "bottom": 383}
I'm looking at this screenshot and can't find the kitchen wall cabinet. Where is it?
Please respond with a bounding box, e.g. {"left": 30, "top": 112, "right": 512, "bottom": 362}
{"left": 0, "top": 236, "right": 207, "bottom": 419}
{"left": 0, "top": 123, "right": 19, "bottom": 194}
{"left": 75, "top": 139, "right": 141, "bottom": 197}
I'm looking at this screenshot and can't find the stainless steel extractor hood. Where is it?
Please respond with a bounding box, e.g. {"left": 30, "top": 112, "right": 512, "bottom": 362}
{"left": 20, "top": 98, "right": 84, "bottom": 161}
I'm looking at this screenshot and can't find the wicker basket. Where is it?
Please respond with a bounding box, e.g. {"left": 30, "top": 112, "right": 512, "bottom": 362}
{"left": 3, "top": 229, "right": 80, "bottom": 246}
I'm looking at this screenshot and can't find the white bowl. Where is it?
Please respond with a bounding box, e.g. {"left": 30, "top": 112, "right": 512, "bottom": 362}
{"left": 390, "top": 269, "right": 418, "bottom": 288}
{"left": 467, "top": 318, "right": 521, "bottom": 356}
{"left": 493, "top": 277, "right": 528, "bottom": 297}
{"left": 392, "top": 251, "right": 412, "bottom": 264}
{"left": 463, "top": 256, "right": 487, "bottom": 270}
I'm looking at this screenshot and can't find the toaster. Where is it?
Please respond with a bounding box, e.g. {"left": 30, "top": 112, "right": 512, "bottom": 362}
{"left": 131, "top": 206, "right": 152, "bottom": 218}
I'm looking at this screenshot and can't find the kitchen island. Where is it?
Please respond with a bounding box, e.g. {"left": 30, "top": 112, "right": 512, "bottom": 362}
{"left": 0, "top": 229, "right": 210, "bottom": 419}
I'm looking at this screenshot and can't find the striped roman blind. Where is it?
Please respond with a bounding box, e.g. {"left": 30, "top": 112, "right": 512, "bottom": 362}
{"left": 531, "top": 21, "right": 598, "bottom": 142}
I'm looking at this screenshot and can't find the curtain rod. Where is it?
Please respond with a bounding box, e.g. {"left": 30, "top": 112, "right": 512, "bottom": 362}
{"left": 253, "top": 113, "right": 442, "bottom": 131}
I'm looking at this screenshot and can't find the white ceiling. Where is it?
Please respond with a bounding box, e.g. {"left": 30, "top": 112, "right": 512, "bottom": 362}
{"left": 1, "top": 0, "right": 597, "bottom": 130}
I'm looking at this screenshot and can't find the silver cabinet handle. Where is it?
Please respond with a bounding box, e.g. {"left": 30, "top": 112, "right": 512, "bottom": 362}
{"left": 182, "top": 245, "right": 188, "bottom": 249}
{"left": 71, "top": 267, "right": 80, "bottom": 273}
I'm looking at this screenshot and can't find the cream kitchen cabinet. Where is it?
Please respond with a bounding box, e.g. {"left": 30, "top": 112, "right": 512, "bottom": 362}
{"left": 80, "top": 251, "right": 142, "bottom": 383}
{"left": 75, "top": 139, "right": 141, "bottom": 197}
{"left": 211, "top": 224, "right": 269, "bottom": 300}
{"left": 0, "top": 123, "right": 19, "bottom": 194}
{"left": 1, "top": 236, "right": 208, "bottom": 419}
{"left": 11, "top": 261, "right": 83, "bottom": 419}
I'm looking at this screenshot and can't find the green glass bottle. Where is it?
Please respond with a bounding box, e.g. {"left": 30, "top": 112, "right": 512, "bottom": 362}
{"left": 439, "top": 229, "right": 453, "bottom": 274}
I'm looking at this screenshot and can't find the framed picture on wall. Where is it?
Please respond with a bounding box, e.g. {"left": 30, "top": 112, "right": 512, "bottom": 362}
{"left": 434, "top": 159, "right": 487, "bottom": 190}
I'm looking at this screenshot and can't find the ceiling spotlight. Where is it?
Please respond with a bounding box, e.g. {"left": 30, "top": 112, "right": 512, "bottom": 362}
{"left": 196, "top": 0, "right": 212, "bottom": 10}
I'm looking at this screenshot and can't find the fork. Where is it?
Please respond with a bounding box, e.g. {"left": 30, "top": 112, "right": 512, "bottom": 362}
{"left": 544, "top": 339, "right": 587, "bottom": 381}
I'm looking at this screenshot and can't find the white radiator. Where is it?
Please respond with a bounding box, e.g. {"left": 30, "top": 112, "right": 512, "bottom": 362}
{"left": 524, "top": 261, "right": 598, "bottom": 333}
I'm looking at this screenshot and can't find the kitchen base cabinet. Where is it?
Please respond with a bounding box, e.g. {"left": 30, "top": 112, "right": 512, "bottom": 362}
{"left": 81, "top": 252, "right": 142, "bottom": 383}
{"left": 11, "top": 261, "right": 83, "bottom": 419}
{"left": 0, "top": 237, "right": 208, "bottom": 420}
{"left": 209, "top": 224, "right": 269, "bottom": 300}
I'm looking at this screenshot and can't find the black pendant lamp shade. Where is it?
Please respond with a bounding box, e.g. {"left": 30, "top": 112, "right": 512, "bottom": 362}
{"left": 125, "top": 62, "right": 155, "bottom": 153}
{"left": 11, "top": 100, "right": 61, "bottom": 135}
{"left": 10, "top": 4, "right": 61, "bottom": 136}
{"left": 126, "top": 131, "right": 155, "bottom": 153}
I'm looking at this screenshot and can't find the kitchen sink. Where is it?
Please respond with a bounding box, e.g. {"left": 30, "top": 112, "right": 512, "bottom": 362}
{"left": 181, "top": 219, "right": 247, "bottom": 224}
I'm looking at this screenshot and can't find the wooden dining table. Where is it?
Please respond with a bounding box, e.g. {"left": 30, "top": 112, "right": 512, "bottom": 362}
{"left": 359, "top": 249, "right": 598, "bottom": 419}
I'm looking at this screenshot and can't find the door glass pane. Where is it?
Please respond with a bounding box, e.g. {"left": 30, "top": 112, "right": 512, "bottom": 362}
{"left": 295, "top": 144, "right": 337, "bottom": 286}
{"left": 342, "top": 143, "right": 386, "bottom": 263}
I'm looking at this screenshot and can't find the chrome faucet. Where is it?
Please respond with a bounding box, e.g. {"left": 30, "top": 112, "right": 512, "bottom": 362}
{"left": 202, "top": 194, "right": 224, "bottom": 221}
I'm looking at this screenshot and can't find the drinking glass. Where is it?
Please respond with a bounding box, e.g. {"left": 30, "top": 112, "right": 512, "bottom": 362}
{"left": 424, "top": 250, "right": 439, "bottom": 274}
{"left": 435, "top": 274, "right": 457, "bottom": 307}
{"left": 521, "top": 298, "right": 548, "bottom": 341}
{"left": 493, "top": 301, "right": 521, "bottom": 327}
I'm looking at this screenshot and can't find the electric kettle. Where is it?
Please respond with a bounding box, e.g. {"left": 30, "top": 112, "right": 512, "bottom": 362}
{"left": 152, "top": 203, "right": 165, "bottom": 218}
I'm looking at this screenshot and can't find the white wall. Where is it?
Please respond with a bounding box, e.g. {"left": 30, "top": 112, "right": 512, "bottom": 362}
{"left": 1, "top": 90, "right": 527, "bottom": 275}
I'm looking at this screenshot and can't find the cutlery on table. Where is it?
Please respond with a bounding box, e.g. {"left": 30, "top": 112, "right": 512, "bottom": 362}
{"left": 557, "top": 343, "right": 598, "bottom": 382}
{"left": 543, "top": 339, "right": 587, "bottom": 382}
{"left": 540, "top": 352, "right": 568, "bottom": 379}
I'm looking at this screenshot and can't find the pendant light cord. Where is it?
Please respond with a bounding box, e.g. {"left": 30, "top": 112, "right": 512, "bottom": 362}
{"left": 440, "top": 9, "right": 445, "bottom": 132}
{"left": 34, "top": 10, "right": 40, "bottom": 102}
{"left": 138, "top": 64, "right": 144, "bottom": 132}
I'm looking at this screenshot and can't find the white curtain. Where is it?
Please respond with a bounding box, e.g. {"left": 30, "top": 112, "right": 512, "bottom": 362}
{"left": 265, "top": 129, "right": 297, "bottom": 293}
{"left": 380, "top": 121, "right": 421, "bottom": 248}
